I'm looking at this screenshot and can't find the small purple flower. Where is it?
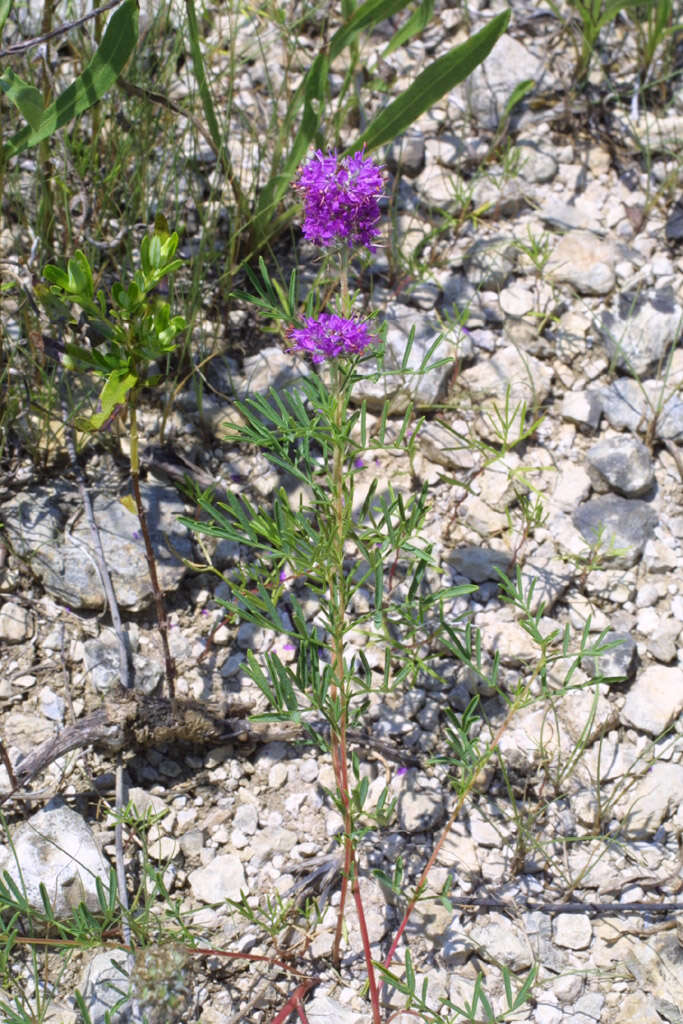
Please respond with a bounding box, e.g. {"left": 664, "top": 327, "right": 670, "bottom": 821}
{"left": 288, "top": 313, "right": 375, "bottom": 364}
{"left": 295, "top": 149, "right": 383, "bottom": 250}
{"left": 353, "top": 456, "right": 365, "bottom": 469}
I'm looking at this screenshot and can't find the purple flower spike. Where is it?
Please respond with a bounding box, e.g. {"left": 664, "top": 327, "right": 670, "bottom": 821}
{"left": 296, "top": 149, "right": 384, "bottom": 250}
{"left": 289, "top": 313, "right": 375, "bottom": 364}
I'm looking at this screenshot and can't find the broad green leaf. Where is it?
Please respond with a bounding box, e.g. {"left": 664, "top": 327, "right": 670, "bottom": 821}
{"left": 349, "top": 9, "right": 510, "bottom": 154}
{"left": 0, "top": 0, "right": 11, "bottom": 33}
{"left": 382, "top": 0, "right": 434, "bottom": 57}
{"left": 3, "top": 0, "right": 138, "bottom": 159}
{"left": 0, "top": 69, "right": 44, "bottom": 130}
{"left": 79, "top": 369, "right": 137, "bottom": 432}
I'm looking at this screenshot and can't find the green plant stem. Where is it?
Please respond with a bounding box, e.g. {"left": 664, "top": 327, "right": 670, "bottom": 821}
{"left": 329, "top": 360, "right": 353, "bottom": 967}
{"left": 129, "top": 400, "right": 177, "bottom": 712}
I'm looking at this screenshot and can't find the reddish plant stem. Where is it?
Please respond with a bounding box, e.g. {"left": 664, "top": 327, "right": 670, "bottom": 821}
{"left": 383, "top": 696, "right": 529, "bottom": 971}
{"left": 270, "top": 979, "right": 318, "bottom": 1024}
{"left": 352, "top": 869, "right": 382, "bottom": 1024}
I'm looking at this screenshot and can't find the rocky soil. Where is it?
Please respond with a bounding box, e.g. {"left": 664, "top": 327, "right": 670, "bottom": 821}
{"left": 0, "top": 2, "right": 682, "bottom": 1023}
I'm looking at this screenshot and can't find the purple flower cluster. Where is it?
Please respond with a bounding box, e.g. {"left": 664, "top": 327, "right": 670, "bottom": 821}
{"left": 289, "top": 313, "right": 374, "bottom": 364}
{"left": 295, "top": 149, "right": 383, "bottom": 250}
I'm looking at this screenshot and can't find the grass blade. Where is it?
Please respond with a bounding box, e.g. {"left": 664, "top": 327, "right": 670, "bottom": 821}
{"left": 349, "top": 9, "right": 510, "bottom": 154}
{"left": 3, "top": 0, "right": 139, "bottom": 159}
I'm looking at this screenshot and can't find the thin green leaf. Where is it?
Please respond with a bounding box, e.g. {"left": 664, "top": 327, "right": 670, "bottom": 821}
{"left": 382, "top": 0, "right": 434, "bottom": 57}
{"left": 251, "top": 51, "right": 329, "bottom": 239}
{"left": 329, "top": 0, "right": 413, "bottom": 60}
{"left": 185, "top": 0, "right": 222, "bottom": 154}
{"left": 511, "top": 965, "right": 538, "bottom": 1010}
{"left": 502, "top": 78, "right": 535, "bottom": 120}
{"left": 349, "top": 10, "right": 510, "bottom": 154}
{"left": 3, "top": 0, "right": 139, "bottom": 159}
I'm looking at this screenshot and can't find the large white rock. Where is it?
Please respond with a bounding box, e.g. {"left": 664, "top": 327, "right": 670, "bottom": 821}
{"left": 621, "top": 666, "right": 683, "bottom": 735}
{"left": 0, "top": 801, "right": 111, "bottom": 918}
{"left": 188, "top": 853, "right": 247, "bottom": 903}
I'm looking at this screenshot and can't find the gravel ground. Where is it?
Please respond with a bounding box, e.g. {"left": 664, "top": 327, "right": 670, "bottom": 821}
{"left": 0, "top": 2, "right": 682, "bottom": 1022}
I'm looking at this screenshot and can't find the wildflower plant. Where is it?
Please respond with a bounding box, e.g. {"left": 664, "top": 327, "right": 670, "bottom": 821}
{"left": 183, "top": 150, "right": 544, "bottom": 1021}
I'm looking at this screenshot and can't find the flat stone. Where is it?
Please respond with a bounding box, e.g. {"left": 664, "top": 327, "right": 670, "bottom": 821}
{"left": 547, "top": 230, "right": 616, "bottom": 295}
{"left": 617, "top": 992, "right": 664, "bottom": 1024}
{"left": 459, "top": 494, "right": 508, "bottom": 537}
{"left": 233, "top": 803, "right": 258, "bottom": 835}
{"left": 353, "top": 303, "right": 469, "bottom": 412}
{"left": 418, "top": 420, "right": 477, "bottom": 472}
{"left": 235, "top": 345, "right": 309, "bottom": 399}
{"left": 463, "top": 34, "right": 542, "bottom": 130}
{"left": 517, "top": 555, "right": 573, "bottom": 614}
{"left": 0, "top": 600, "right": 31, "bottom": 642}
{"left": 80, "top": 949, "right": 131, "bottom": 1024}
{"left": 515, "top": 140, "right": 558, "bottom": 183}
{"left": 435, "top": 832, "right": 480, "bottom": 876}
{"left": 541, "top": 199, "right": 598, "bottom": 232}
{"left": 553, "top": 912, "right": 592, "bottom": 949}
{"left": 304, "top": 996, "right": 363, "bottom": 1024}
{"left": 557, "top": 682, "right": 618, "bottom": 744}
{"left": 617, "top": 761, "right": 683, "bottom": 838}
{"left": 499, "top": 283, "right": 535, "bottom": 317}
{"left": 396, "top": 772, "right": 444, "bottom": 833}
{"left": 599, "top": 378, "right": 648, "bottom": 432}
{"left": 1, "top": 482, "right": 192, "bottom": 611}
{"left": 620, "top": 665, "right": 683, "bottom": 735}
{"left": 642, "top": 538, "right": 679, "bottom": 574}
{"left": 550, "top": 463, "right": 592, "bottom": 512}
{"left": 448, "top": 545, "right": 511, "bottom": 583}
{"left": 586, "top": 436, "right": 654, "bottom": 496}
{"left": 647, "top": 620, "right": 681, "bottom": 663}
{"left": 582, "top": 630, "right": 637, "bottom": 680}
{"left": 553, "top": 974, "right": 584, "bottom": 1004}
{"left": 575, "top": 992, "right": 605, "bottom": 1020}
{"left": 463, "top": 237, "right": 517, "bottom": 290}
{"left": 188, "top": 854, "right": 247, "bottom": 903}
{"left": 573, "top": 495, "right": 658, "bottom": 568}
{"left": 0, "top": 800, "right": 111, "bottom": 918}
{"left": 469, "top": 912, "right": 533, "bottom": 970}
{"left": 560, "top": 390, "right": 602, "bottom": 431}
{"left": 457, "top": 343, "right": 553, "bottom": 407}
{"left": 482, "top": 618, "right": 539, "bottom": 665}
{"left": 600, "top": 287, "right": 682, "bottom": 377}
{"left": 386, "top": 131, "right": 425, "bottom": 178}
